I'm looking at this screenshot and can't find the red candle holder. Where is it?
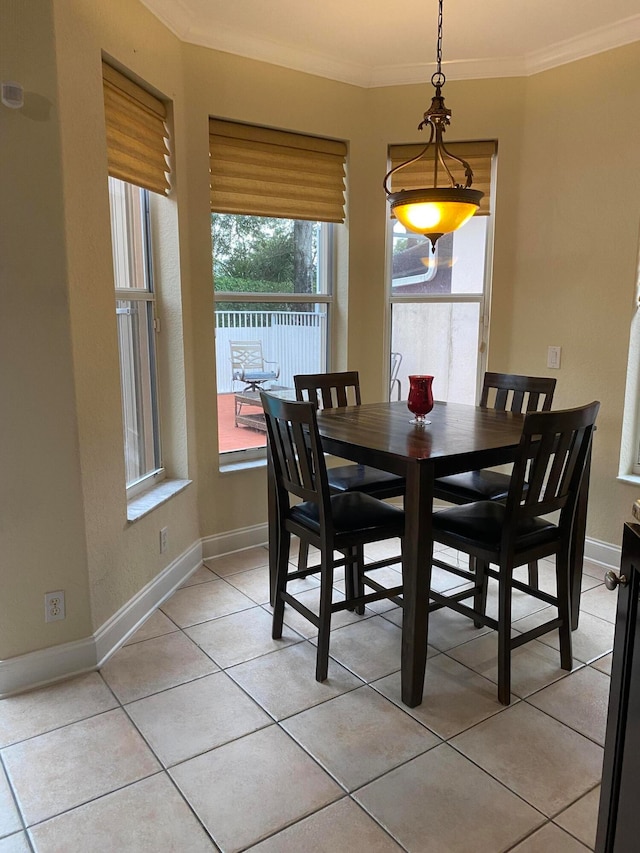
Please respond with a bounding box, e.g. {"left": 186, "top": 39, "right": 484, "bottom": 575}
{"left": 407, "top": 375, "right": 434, "bottom": 426}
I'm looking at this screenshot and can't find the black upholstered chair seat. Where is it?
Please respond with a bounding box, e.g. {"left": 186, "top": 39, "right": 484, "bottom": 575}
{"left": 433, "top": 470, "right": 511, "bottom": 503}
{"left": 292, "top": 491, "right": 405, "bottom": 537}
{"left": 327, "top": 464, "right": 405, "bottom": 499}
{"left": 433, "top": 501, "right": 557, "bottom": 551}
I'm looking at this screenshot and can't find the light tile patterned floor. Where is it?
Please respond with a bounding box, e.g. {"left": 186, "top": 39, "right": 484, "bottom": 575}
{"left": 0, "top": 545, "right": 614, "bottom": 852}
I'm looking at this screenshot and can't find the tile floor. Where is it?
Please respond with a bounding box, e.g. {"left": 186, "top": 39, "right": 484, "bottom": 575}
{"left": 0, "top": 543, "right": 615, "bottom": 852}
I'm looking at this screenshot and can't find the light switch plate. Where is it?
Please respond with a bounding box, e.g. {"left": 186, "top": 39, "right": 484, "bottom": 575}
{"left": 547, "top": 346, "right": 561, "bottom": 369}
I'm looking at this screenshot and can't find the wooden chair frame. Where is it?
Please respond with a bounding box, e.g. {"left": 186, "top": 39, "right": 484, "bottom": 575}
{"left": 430, "top": 401, "right": 599, "bottom": 704}
{"left": 262, "top": 392, "right": 404, "bottom": 681}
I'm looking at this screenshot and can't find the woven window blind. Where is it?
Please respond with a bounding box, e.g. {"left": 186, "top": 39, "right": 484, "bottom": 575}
{"left": 102, "top": 62, "right": 170, "bottom": 196}
{"left": 387, "top": 140, "right": 496, "bottom": 216}
{"left": 209, "top": 119, "right": 347, "bottom": 223}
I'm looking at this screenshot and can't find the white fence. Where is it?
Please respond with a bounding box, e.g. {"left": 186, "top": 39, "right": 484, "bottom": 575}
{"left": 215, "top": 310, "right": 326, "bottom": 393}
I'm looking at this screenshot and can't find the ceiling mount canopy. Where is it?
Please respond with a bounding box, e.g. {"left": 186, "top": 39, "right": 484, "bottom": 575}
{"left": 383, "top": 0, "right": 483, "bottom": 249}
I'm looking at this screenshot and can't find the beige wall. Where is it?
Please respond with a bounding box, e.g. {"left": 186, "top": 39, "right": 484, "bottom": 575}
{"left": 1, "top": 0, "right": 92, "bottom": 659}
{"left": 3, "top": 0, "right": 639, "bottom": 666}
{"left": 509, "top": 43, "right": 640, "bottom": 543}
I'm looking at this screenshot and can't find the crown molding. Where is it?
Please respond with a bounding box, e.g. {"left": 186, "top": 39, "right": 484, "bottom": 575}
{"left": 524, "top": 14, "right": 640, "bottom": 75}
{"left": 139, "top": 1, "right": 640, "bottom": 87}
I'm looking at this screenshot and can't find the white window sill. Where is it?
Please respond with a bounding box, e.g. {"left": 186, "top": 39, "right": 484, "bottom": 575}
{"left": 127, "top": 478, "right": 192, "bottom": 522}
{"left": 617, "top": 474, "right": 640, "bottom": 487}
{"left": 219, "top": 456, "right": 267, "bottom": 474}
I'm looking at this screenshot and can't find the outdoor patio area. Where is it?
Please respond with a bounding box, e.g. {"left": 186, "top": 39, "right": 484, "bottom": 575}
{"left": 217, "top": 393, "right": 267, "bottom": 454}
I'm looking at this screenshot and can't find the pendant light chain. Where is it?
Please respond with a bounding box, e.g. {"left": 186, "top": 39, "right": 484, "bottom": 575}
{"left": 432, "top": 0, "right": 446, "bottom": 89}
{"left": 382, "top": 0, "right": 483, "bottom": 247}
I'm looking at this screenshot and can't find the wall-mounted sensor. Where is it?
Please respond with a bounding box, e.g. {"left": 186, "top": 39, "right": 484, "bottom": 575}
{"left": 1, "top": 81, "right": 24, "bottom": 109}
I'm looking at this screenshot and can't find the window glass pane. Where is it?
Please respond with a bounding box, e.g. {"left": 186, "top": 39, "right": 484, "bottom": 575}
{"left": 215, "top": 302, "right": 328, "bottom": 454}
{"left": 116, "top": 298, "right": 159, "bottom": 484}
{"left": 108, "top": 177, "right": 149, "bottom": 291}
{"left": 213, "top": 212, "right": 332, "bottom": 455}
{"left": 391, "top": 301, "right": 480, "bottom": 405}
{"left": 109, "top": 175, "right": 161, "bottom": 490}
{"left": 212, "top": 215, "right": 327, "bottom": 296}
{"left": 391, "top": 217, "right": 486, "bottom": 296}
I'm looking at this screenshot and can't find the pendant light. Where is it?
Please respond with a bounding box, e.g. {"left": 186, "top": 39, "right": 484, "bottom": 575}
{"left": 383, "top": 0, "right": 483, "bottom": 249}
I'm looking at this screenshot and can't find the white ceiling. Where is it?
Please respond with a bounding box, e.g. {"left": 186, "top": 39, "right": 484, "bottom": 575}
{"left": 140, "top": 0, "right": 640, "bottom": 87}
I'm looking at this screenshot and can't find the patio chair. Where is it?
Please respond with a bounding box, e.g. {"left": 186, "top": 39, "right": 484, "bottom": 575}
{"left": 429, "top": 400, "right": 599, "bottom": 704}
{"left": 390, "top": 352, "right": 403, "bottom": 400}
{"left": 261, "top": 391, "right": 405, "bottom": 682}
{"left": 230, "top": 340, "right": 280, "bottom": 393}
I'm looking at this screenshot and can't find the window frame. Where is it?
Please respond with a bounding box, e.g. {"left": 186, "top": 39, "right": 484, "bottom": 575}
{"left": 110, "top": 180, "right": 165, "bottom": 498}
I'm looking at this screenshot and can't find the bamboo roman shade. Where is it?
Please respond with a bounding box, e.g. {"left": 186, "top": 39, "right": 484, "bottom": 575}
{"left": 102, "top": 62, "right": 170, "bottom": 195}
{"left": 209, "top": 119, "right": 347, "bottom": 223}
{"left": 387, "top": 140, "right": 496, "bottom": 216}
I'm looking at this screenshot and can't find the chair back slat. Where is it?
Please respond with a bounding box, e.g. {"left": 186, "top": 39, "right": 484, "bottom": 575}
{"left": 294, "top": 371, "right": 362, "bottom": 410}
{"left": 504, "top": 402, "right": 599, "bottom": 538}
{"left": 480, "top": 372, "right": 556, "bottom": 415}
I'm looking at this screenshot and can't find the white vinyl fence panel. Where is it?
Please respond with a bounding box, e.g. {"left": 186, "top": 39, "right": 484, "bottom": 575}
{"left": 215, "top": 310, "right": 326, "bottom": 393}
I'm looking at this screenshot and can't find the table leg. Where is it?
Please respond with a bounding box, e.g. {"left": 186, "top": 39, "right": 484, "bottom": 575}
{"left": 570, "top": 443, "right": 592, "bottom": 630}
{"left": 401, "top": 462, "right": 433, "bottom": 707}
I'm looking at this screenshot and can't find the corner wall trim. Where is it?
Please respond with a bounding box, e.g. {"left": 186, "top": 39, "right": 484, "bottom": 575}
{"left": 0, "top": 540, "right": 203, "bottom": 699}
{"left": 94, "top": 539, "right": 203, "bottom": 666}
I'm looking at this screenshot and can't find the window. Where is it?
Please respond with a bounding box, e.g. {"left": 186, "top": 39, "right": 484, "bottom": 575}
{"left": 109, "top": 178, "right": 162, "bottom": 493}
{"left": 212, "top": 215, "right": 333, "bottom": 454}
{"left": 209, "top": 120, "right": 346, "bottom": 457}
{"left": 387, "top": 141, "right": 496, "bottom": 404}
{"left": 618, "top": 283, "right": 640, "bottom": 481}
{"left": 102, "top": 62, "right": 171, "bottom": 495}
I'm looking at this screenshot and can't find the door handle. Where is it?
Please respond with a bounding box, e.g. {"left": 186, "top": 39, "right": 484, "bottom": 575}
{"left": 605, "top": 570, "right": 628, "bottom": 590}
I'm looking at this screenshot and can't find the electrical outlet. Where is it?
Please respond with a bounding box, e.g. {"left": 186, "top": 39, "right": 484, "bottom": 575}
{"left": 547, "top": 345, "right": 562, "bottom": 369}
{"left": 160, "top": 527, "right": 168, "bottom": 554}
{"left": 45, "top": 590, "right": 65, "bottom": 622}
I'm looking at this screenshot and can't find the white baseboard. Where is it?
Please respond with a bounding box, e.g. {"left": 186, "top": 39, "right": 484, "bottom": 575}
{"left": 201, "top": 522, "right": 267, "bottom": 560}
{"left": 94, "top": 540, "right": 203, "bottom": 667}
{"left": 0, "top": 527, "right": 621, "bottom": 698}
{"left": 584, "top": 536, "right": 621, "bottom": 570}
{"left": 0, "top": 540, "right": 203, "bottom": 699}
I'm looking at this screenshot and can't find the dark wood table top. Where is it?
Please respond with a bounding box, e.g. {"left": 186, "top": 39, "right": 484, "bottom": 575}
{"left": 316, "top": 400, "right": 526, "bottom": 477}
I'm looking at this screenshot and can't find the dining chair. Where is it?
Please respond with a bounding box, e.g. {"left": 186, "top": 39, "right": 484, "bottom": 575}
{"left": 433, "top": 372, "right": 557, "bottom": 587}
{"left": 261, "top": 392, "right": 405, "bottom": 682}
{"left": 429, "top": 400, "right": 599, "bottom": 704}
{"left": 294, "top": 371, "right": 406, "bottom": 573}
{"left": 294, "top": 371, "right": 406, "bottom": 498}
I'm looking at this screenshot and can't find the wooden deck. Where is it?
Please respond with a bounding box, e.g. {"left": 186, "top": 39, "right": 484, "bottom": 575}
{"left": 217, "top": 393, "right": 266, "bottom": 453}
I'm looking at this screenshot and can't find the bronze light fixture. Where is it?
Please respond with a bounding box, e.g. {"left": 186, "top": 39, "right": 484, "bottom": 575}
{"left": 383, "top": 0, "right": 483, "bottom": 249}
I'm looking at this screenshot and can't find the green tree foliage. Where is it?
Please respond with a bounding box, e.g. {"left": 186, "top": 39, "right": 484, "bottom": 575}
{"left": 212, "top": 214, "right": 318, "bottom": 313}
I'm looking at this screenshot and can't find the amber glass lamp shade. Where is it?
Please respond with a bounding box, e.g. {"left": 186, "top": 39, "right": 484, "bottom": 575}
{"left": 390, "top": 187, "right": 483, "bottom": 249}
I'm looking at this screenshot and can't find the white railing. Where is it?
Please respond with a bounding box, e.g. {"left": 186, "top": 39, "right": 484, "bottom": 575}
{"left": 215, "top": 310, "right": 326, "bottom": 393}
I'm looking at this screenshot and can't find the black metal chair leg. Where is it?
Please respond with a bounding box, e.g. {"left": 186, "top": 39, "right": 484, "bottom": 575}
{"left": 527, "top": 561, "right": 539, "bottom": 588}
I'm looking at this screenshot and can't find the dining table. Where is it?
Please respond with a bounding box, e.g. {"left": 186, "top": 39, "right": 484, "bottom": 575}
{"left": 267, "top": 399, "right": 590, "bottom": 708}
